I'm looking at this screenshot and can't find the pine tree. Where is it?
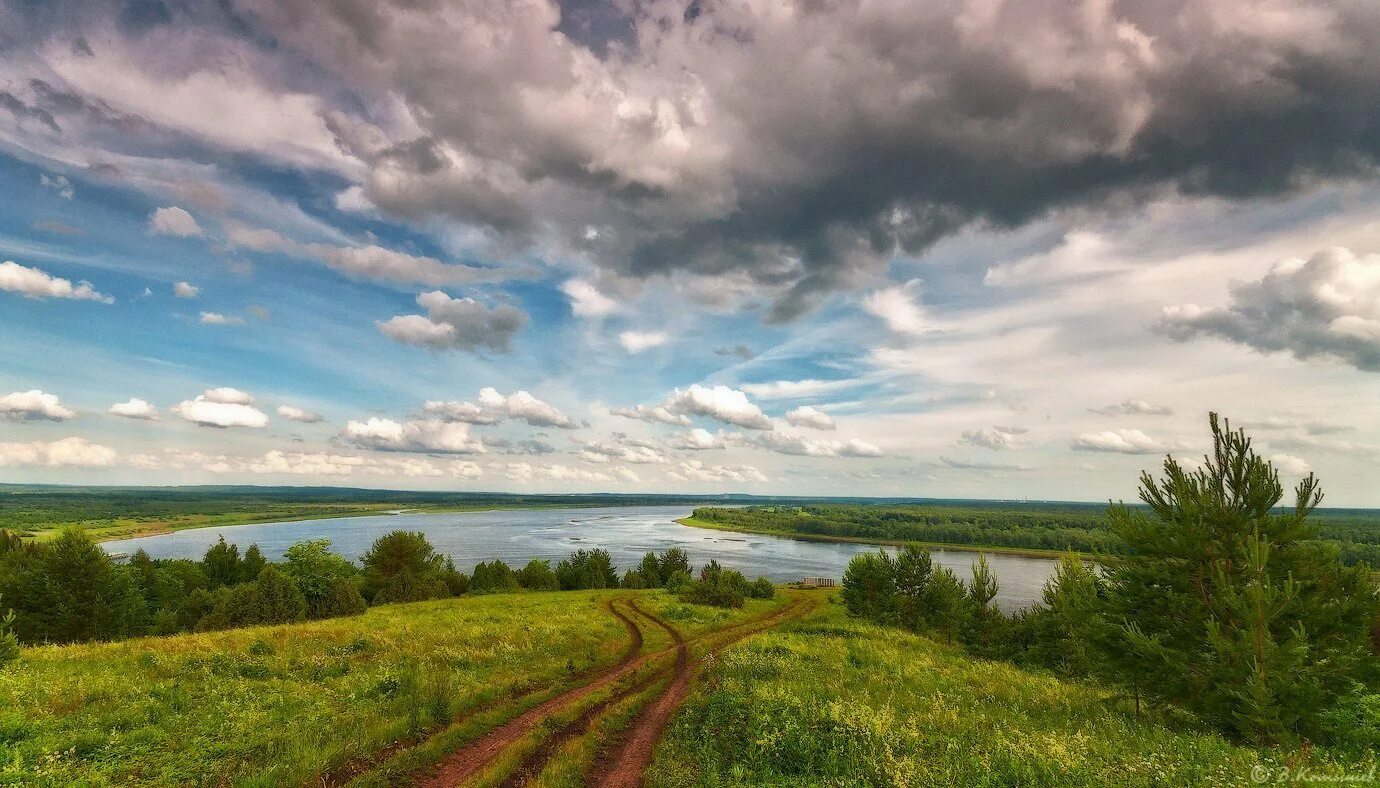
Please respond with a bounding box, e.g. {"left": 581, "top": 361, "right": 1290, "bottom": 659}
{"left": 893, "top": 544, "right": 933, "bottom": 631}
{"left": 924, "top": 566, "right": 969, "bottom": 645}
{"left": 1102, "top": 413, "right": 1379, "bottom": 743}
{"left": 841, "top": 551, "right": 897, "bottom": 623}
{"left": 0, "top": 597, "right": 19, "bottom": 668}
{"left": 240, "top": 544, "right": 268, "bottom": 583}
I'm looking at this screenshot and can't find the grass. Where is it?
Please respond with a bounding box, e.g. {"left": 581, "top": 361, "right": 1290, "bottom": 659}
{"left": 649, "top": 597, "right": 1376, "bottom": 787}
{"left": 0, "top": 590, "right": 636, "bottom": 786}
{"left": 677, "top": 516, "right": 1086, "bottom": 560}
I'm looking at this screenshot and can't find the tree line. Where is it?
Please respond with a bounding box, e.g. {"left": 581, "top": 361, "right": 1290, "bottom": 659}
{"left": 696, "top": 494, "right": 1380, "bottom": 566}
{"left": 0, "top": 529, "right": 773, "bottom": 657}
{"left": 841, "top": 415, "right": 1380, "bottom": 754}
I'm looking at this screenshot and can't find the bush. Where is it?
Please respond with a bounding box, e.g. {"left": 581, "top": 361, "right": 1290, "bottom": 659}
{"left": 471, "top": 560, "right": 521, "bottom": 593}
{"left": 517, "top": 559, "right": 558, "bottom": 591}
{"left": 555, "top": 549, "right": 619, "bottom": 590}
{"left": 621, "top": 569, "right": 647, "bottom": 589}
{"left": 360, "top": 531, "right": 448, "bottom": 602}
{"left": 681, "top": 561, "right": 751, "bottom": 608}
{"left": 196, "top": 566, "right": 307, "bottom": 631}
{"left": 371, "top": 570, "right": 448, "bottom": 604}
{"left": 283, "top": 539, "right": 360, "bottom": 618}
{"left": 665, "top": 569, "right": 694, "bottom": 594}
{"left": 316, "top": 578, "right": 367, "bottom": 618}
{"left": 751, "top": 577, "right": 776, "bottom": 599}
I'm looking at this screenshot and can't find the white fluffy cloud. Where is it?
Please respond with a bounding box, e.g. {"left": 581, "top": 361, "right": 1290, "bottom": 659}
{"left": 425, "top": 388, "right": 576, "bottom": 428}
{"left": 560, "top": 279, "right": 618, "bottom": 318}
{"left": 0, "top": 261, "right": 112, "bottom": 303}
{"left": 755, "top": 432, "right": 884, "bottom": 458}
{"left": 377, "top": 291, "right": 526, "bottom": 352}
{"left": 174, "top": 388, "right": 269, "bottom": 428}
{"left": 148, "top": 206, "right": 203, "bottom": 237}
{"left": 276, "top": 405, "right": 324, "bottom": 424}
{"left": 1270, "top": 453, "right": 1313, "bottom": 475}
{"left": 618, "top": 330, "right": 669, "bottom": 353}
{"left": 959, "top": 425, "right": 1028, "bottom": 451}
{"left": 784, "top": 405, "right": 836, "bottom": 431}
{"left": 0, "top": 437, "right": 117, "bottom": 468}
{"left": 108, "top": 398, "right": 159, "bottom": 420}
{"left": 1161, "top": 247, "right": 1380, "bottom": 371}
{"left": 661, "top": 384, "right": 773, "bottom": 430}
{"left": 200, "top": 312, "right": 245, "bottom": 326}
{"left": 863, "top": 280, "right": 928, "bottom": 334}
{"left": 174, "top": 281, "right": 200, "bottom": 298}
{"left": 1, "top": 389, "right": 76, "bottom": 421}
{"left": 1072, "top": 429, "right": 1165, "bottom": 455}
{"left": 578, "top": 440, "right": 669, "bottom": 465}
{"left": 610, "top": 404, "right": 693, "bottom": 427}
{"left": 668, "top": 460, "right": 768, "bottom": 484}
{"left": 342, "top": 417, "right": 485, "bottom": 453}
{"left": 673, "top": 428, "right": 743, "bottom": 450}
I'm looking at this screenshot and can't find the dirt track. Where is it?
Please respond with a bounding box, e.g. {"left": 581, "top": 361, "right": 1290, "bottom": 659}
{"left": 416, "top": 599, "right": 649, "bottom": 787}
{"left": 411, "top": 593, "right": 813, "bottom": 788}
{"left": 583, "top": 597, "right": 813, "bottom": 788}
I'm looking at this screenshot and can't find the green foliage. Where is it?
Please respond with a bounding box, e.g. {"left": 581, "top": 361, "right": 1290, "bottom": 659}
{"left": 1101, "top": 414, "right": 1380, "bottom": 744}
{"left": 517, "top": 558, "right": 558, "bottom": 591}
{"left": 470, "top": 560, "right": 521, "bottom": 593}
{"left": 841, "top": 550, "right": 897, "bottom": 622}
{"left": 664, "top": 569, "right": 693, "bottom": 594}
{"left": 924, "top": 566, "right": 969, "bottom": 645}
{"left": 283, "top": 539, "right": 360, "bottom": 618}
{"left": 202, "top": 536, "right": 242, "bottom": 588}
{"left": 0, "top": 528, "right": 145, "bottom": 644}
{"left": 657, "top": 548, "right": 692, "bottom": 584}
{"left": 240, "top": 544, "right": 267, "bottom": 583}
{"left": 197, "top": 565, "right": 307, "bottom": 631}
{"left": 360, "top": 531, "right": 447, "bottom": 602}
{"left": 621, "top": 569, "right": 647, "bottom": 589}
{"left": 751, "top": 577, "right": 776, "bottom": 599}
{"left": 0, "top": 598, "right": 18, "bottom": 668}
{"left": 680, "top": 560, "right": 754, "bottom": 608}
{"left": 555, "top": 548, "right": 619, "bottom": 590}
{"left": 1021, "top": 554, "right": 1104, "bottom": 676}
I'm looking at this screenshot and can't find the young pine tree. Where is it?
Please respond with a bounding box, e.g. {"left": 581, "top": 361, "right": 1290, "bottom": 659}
{"left": 841, "top": 551, "right": 897, "bottom": 623}
{"left": 0, "top": 596, "right": 19, "bottom": 668}
{"left": 893, "top": 544, "right": 933, "bottom": 631}
{"left": 924, "top": 566, "right": 969, "bottom": 645}
{"left": 1101, "top": 413, "right": 1379, "bottom": 744}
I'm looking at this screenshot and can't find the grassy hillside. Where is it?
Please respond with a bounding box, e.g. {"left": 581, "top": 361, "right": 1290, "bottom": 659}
{"left": 651, "top": 599, "right": 1376, "bottom": 787}
{"left": 0, "top": 589, "right": 781, "bottom": 786}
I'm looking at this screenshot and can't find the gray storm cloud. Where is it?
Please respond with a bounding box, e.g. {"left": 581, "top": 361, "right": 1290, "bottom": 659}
{"left": 6, "top": 0, "right": 1380, "bottom": 319}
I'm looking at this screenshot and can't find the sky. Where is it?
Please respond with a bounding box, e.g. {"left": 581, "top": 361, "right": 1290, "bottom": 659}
{"left": 2, "top": 0, "right": 1380, "bottom": 504}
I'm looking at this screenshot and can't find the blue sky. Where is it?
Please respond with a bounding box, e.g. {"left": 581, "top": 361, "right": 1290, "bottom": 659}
{"left": 3, "top": 0, "right": 1380, "bottom": 504}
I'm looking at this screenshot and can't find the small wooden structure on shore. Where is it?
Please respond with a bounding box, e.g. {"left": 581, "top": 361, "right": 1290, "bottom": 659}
{"left": 799, "top": 577, "right": 835, "bottom": 589}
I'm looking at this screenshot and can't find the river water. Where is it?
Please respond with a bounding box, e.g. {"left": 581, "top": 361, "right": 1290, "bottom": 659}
{"left": 101, "top": 505, "right": 1058, "bottom": 611}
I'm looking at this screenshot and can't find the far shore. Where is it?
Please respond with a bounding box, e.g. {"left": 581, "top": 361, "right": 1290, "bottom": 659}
{"left": 675, "top": 516, "right": 1093, "bottom": 562}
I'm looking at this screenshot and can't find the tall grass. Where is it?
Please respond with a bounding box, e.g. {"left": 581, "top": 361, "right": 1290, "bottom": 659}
{"left": 0, "top": 591, "right": 630, "bottom": 785}
{"left": 650, "top": 598, "right": 1376, "bottom": 787}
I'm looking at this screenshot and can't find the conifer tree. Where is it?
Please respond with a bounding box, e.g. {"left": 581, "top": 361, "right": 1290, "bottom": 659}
{"left": 842, "top": 551, "right": 897, "bottom": 623}
{"left": 924, "top": 566, "right": 969, "bottom": 645}
{"left": 202, "top": 536, "right": 241, "bottom": 588}
{"left": 0, "top": 597, "right": 18, "bottom": 668}
{"left": 1102, "top": 413, "right": 1379, "bottom": 744}
{"left": 893, "top": 544, "right": 933, "bottom": 631}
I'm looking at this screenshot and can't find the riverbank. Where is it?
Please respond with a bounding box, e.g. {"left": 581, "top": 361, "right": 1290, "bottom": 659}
{"left": 18, "top": 502, "right": 593, "bottom": 544}
{"left": 676, "top": 516, "right": 1095, "bottom": 561}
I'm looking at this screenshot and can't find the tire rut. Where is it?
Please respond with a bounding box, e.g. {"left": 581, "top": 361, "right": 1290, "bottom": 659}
{"left": 317, "top": 597, "right": 639, "bottom": 788}
{"left": 583, "top": 596, "right": 816, "bottom": 788}
{"left": 495, "top": 603, "right": 686, "bottom": 788}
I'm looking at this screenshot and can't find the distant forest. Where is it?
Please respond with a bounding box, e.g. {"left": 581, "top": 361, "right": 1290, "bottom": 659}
{"left": 692, "top": 503, "right": 1380, "bottom": 567}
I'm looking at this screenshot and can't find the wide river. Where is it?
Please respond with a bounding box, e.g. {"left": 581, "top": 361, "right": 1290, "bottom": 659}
{"left": 102, "top": 505, "right": 1058, "bottom": 611}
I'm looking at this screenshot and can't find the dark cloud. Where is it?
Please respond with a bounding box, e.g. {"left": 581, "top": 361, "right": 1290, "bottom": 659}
{"left": 376, "top": 290, "right": 528, "bottom": 353}
{"left": 11, "top": 0, "right": 1380, "bottom": 319}
{"left": 1160, "top": 247, "right": 1380, "bottom": 371}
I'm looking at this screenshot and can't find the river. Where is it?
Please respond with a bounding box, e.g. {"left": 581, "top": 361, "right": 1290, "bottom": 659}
{"left": 101, "top": 505, "right": 1059, "bottom": 611}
